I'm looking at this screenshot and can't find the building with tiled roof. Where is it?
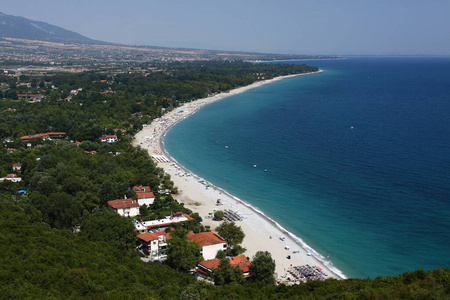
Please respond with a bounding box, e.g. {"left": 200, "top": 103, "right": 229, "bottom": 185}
{"left": 137, "top": 232, "right": 159, "bottom": 243}
{"left": 12, "top": 163, "right": 22, "bottom": 172}
{"left": 187, "top": 232, "right": 227, "bottom": 260}
{"left": 197, "top": 255, "right": 251, "bottom": 277}
{"left": 228, "top": 255, "right": 251, "bottom": 276}
{"left": 21, "top": 132, "right": 66, "bottom": 141}
{"left": 108, "top": 198, "right": 139, "bottom": 217}
{"left": 0, "top": 174, "right": 22, "bottom": 183}
{"left": 136, "top": 232, "right": 168, "bottom": 260}
{"left": 132, "top": 185, "right": 155, "bottom": 206}
{"left": 99, "top": 135, "right": 118, "bottom": 143}
{"left": 172, "top": 211, "right": 184, "bottom": 217}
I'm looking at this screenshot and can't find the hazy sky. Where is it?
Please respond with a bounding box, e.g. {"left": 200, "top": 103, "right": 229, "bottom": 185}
{"left": 3, "top": 0, "right": 450, "bottom": 55}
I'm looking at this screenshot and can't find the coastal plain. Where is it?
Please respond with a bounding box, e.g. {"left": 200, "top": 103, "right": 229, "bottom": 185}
{"left": 132, "top": 71, "right": 342, "bottom": 280}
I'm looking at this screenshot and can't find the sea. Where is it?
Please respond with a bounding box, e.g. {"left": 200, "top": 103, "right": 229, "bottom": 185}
{"left": 164, "top": 57, "right": 450, "bottom": 279}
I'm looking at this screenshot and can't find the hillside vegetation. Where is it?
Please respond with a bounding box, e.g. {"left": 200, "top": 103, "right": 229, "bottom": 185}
{"left": 1, "top": 200, "right": 449, "bottom": 299}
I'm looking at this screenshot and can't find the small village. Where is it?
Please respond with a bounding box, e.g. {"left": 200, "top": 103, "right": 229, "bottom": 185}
{"left": 106, "top": 181, "right": 330, "bottom": 284}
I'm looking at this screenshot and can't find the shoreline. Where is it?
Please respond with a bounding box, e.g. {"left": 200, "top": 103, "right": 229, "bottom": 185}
{"left": 133, "top": 71, "right": 347, "bottom": 280}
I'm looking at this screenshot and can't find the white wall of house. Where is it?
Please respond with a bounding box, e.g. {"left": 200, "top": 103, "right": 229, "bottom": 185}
{"left": 149, "top": 239, "right": 159, "bottom": 253}
{"left": 0, "top": 176, "right": 22, "bottom": 182}
{"left": 117, "top": 206, "right": 139, "bottom": 217}
{"left": 138, "top": 197, "right": 154, "bottom": 206}
{"left": 201, "top": 243, "right": 227, "bottom": 260}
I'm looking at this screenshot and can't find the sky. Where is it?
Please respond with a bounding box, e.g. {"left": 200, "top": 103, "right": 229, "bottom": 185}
{"left": 3, "top": 0, "right": 450, "bottom": 55}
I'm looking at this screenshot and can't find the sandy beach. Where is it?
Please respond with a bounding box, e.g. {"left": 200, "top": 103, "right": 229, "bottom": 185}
{"left": 133, "top": 71, "right": 344, "bottom": 280}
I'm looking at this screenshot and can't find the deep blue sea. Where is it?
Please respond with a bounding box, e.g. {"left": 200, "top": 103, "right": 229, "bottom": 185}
{"left": 164, "top": 57, "right": 450, "bottom": 278}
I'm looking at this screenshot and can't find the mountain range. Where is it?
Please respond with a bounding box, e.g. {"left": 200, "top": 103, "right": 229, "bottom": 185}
{"left": 0, "top": 11, "right": 101, "bottom": 44}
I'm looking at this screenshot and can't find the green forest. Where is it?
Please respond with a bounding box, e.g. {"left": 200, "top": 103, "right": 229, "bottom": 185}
{"left": 1, "top": 200, "right": 449, "bottom": 299}
{"left": 0, "top": 61, "right": 449, "bottom": 299}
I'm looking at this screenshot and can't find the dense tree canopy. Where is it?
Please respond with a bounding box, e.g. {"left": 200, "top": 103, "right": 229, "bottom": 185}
{"left": 250, "top": 251, "right": 276, "bottom": 285}
{"left": 213, "top": 259, "right": 245, "bottom": 286}
{"left": 0, "top": 199, "right": 196, "bottom": 299}
{"left": 1, "top": 199, "right": 449, "bottom": 299}
{"left": 216, "top": 221, "right": 245, "bottom": 249}
{"left": 166, "top": 229, "right": 203, "bottom": 272}
{"left": 80, "top": 210, "right": 137, "bottom": 251}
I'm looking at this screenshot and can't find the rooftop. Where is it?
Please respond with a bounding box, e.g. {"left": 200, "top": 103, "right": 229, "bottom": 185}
{"left": 108, "top": 198, "right": 139, "bottom": 209}
{"left": 137, "top": 232, "right": 159, "bottom": 242}
{"left": 187, "top": 232, "right": 227, "bottom": 247}
{"left": 198, "top": 255, "right": 250, "bottom": 273}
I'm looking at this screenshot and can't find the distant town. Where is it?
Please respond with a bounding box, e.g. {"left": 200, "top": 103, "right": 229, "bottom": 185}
{"left": 0, "top": 37, "right": 334, "bottom": 70}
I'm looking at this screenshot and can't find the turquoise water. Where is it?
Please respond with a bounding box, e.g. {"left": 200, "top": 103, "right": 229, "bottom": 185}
{"left": 164, "top": 57, "right": 450, "bottom": 278}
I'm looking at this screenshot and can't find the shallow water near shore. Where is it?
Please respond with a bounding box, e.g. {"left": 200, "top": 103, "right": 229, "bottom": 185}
{"left": 165, "top": 57, "right": 450, "bottom": 278}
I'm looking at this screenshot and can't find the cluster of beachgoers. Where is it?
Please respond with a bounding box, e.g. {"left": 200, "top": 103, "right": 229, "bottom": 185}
{"left": 280, "top": 265, "right": 331, "bottom": 285}
{"left": 133, "top": 71, "right": 345, "bottom": 281}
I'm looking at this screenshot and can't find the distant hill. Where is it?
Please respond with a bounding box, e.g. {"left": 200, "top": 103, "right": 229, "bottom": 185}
{"left": 0, "top": 11, "right": 102, "bottom": 44}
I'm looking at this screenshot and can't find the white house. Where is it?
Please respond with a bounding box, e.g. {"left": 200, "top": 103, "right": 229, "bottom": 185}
{"left": 99, "top": 135, "right": 118, "bottom": 143}
{"left": 108, "top": 198, "right": 139, "bottom": 217}
{"left": 137, "top": 231, "right": 168, "bottom": 260}
{"left": 12, "top": 163, "right": 22, "bottom": 172}
{"left": 133, "top": 212, "right": 194, "bottom": 233}
{"left": 132, "top": 185, "right": 155, "bottom": 206}
{"left": 137, "top": 232, "right": 159, "bottom": 255}
{"left": 0, "top": 174, "right": 22, "bottom": 182}
{"left": 187, "top": 231, "right": 227, "bottom": 260}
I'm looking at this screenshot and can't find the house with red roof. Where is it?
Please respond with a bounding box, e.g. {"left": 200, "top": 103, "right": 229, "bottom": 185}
{"left": 187, "top": 231, "right": 227, "bottom": 260}
{"left": 12, "top": 163, "right": 22, "bottom": 172}
{"left": 21, "top": 132, "right": 66, "bottom": 141}
{"left": 0, "top": 174, "right": 22, "bottom": 183}
{"left": 99, "top": 135, "right": 118, "bottom": 143}
{"left": 228, "top": 255, "right": 251, "bottom": 277}
{"left": 136, "top": 231, "right": 168, "bottom": 260}
{"left": 132, "top": 185, "right": 155, "bottom": 206}
{"left": 113, "top": 128, "right": 126, "bottom": 134}
{"left": 137, "top": 232, "right": 159, "bottom": 255}
{"left": 6, "top": 148, "right": 16, "bottom": 153}
{"left": 108, "top": 198, "right": 139, "bottom": 217}
{"left": 197, "top": 255, "right": 251, "bottom": 278}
